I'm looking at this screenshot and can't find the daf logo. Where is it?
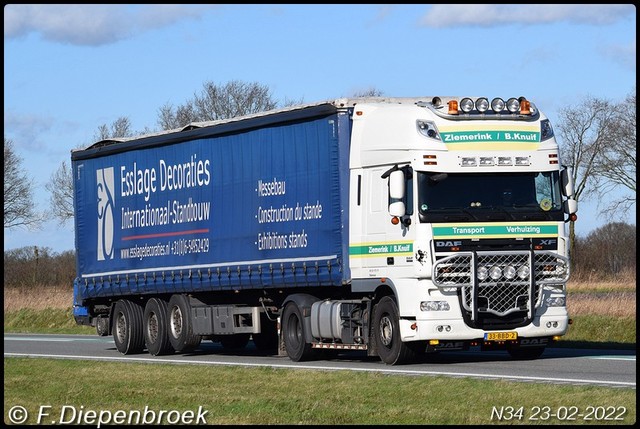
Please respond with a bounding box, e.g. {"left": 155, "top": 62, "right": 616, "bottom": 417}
{"left": 438, "top": 341, "right": 465, "bottom": 349}
{"left": 436, "top": 241, "right": 462, "bottom": 247}
{"left": 520, "top": 338, "right": 549, "bottom": 346}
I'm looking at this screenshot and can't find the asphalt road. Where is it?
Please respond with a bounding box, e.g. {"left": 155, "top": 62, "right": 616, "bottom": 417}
{"left": 4, "top": 333, "right": 635, "bottom": 389}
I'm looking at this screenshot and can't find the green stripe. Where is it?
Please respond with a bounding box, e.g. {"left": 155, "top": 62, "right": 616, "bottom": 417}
{"left": 433, "top": 224, "right": 557, "bottom": 237}
{"left": 350, "top": 243, "right": 413, "bottom": 256}
{"left": 441, "top": 131, "right": 540, "bottom": 143}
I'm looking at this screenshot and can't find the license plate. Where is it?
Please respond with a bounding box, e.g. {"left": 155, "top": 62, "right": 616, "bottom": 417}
{"left": 484, "top": 331, "right": 518, "bottom": 341}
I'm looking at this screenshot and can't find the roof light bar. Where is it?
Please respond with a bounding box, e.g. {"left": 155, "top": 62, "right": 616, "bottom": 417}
{"left": 430, "top": 96, "right": 535, "bottom": 116}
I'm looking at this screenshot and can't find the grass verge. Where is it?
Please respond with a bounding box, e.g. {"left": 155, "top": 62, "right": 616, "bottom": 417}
{"left": 4, "top": 358, "right": 636, "bottom": 425}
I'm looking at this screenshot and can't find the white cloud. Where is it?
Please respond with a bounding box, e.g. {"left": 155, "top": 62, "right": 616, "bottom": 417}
{"left": 420, "top": 4, "right": 635, "bottom": 28}
{"left": 4, "top": 4, "right": 219, "bottom": 46}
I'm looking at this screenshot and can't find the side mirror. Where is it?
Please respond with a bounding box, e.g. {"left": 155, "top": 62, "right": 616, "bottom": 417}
{"left": 560, "top": 167, "right": 575, "bottom": 198}
{"left": 564, "top": 198, "right": 578, "bottom": 215}
{"left": 389, "top": 169, "right": 406, "bottom": 217}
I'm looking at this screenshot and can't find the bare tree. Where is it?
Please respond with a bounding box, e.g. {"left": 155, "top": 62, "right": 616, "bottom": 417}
{"left": 46, "top": 117, "right": 134, "bottom": 225}
{"left": 157, "top": 80, "right": 279, "bottom": 130}
{"left": 45, "top": 160, "right": 74, "bottom": 224}
{"left": 158, "top": 102, "right": 198, "bottom": 130}
{"left": 572, "top": 222, "right": 636, "bottom": 280}
{"left": 4, "top": 137, "right": 44, "bottom": 230}
{"left": 95, "top": 116, "right": 133, "bottom": 141}
{"left": 350, "top": 87, "right": 385, "bottom": 97}
{"left": 556, "top": 95, "right": 617, "bottom": 256}
{"left": 594, "top": 89, "right": 636, "bottom": 216}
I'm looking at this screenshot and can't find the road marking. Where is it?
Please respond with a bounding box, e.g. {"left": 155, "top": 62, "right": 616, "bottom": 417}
{"left": 584, "top": 355, "right": 635, "bottom": 361}
{"left": 4, "top": 352, "right": 636, "bottom": 388}
{"left": 4, "top": 336, "right": 112, "bottom": 342}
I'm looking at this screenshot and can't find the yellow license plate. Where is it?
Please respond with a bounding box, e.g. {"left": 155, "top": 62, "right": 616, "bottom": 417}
{"left": 484, "top": 331, "right": 518, "bottom": 341}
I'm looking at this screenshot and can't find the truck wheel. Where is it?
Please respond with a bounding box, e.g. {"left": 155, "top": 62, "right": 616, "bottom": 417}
{"left": 144, "top": 298, "right": 174, "bottom": 356}
{"left": 167, "top": 294, "right": 201, "bottom": 353}
{"left": 112, "top": 299, "right": 145, "bottom": 355}
{"left": 373, "top": 296, "right": 415, "bottom": 365}
{"left": 282, "top": 302, "right": 315, "bottom": 361}
{"left": 220, "top": 334, "right": 250, "bottom": 350}
{"left": 507, "top": 346, "right": 546, "bottom": 360}
{"left": 95, "top": 315, "right": 109, "bottom": 336}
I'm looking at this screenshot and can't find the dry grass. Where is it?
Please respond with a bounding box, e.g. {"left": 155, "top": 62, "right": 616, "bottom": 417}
{"left": 566, "top": 277, "right": 636, "bottom": 318}
{"left": 3, "top": 285, "right": 72, "bottom": 312}
{"left": 567, "top": 291, "right": 636, "bottom": 318}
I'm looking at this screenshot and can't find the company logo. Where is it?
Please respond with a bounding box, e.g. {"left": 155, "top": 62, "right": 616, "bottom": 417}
{"left": 435, "top": 240, "right": 462, "bottom": 247}
{"left": 519, "top": 338, "right": 549, "bottom": 347}
{"left": 96, "top": 168, "right": 115, "bottom": 261}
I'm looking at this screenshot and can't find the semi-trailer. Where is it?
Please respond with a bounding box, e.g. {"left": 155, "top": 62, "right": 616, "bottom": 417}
{"left": 72, "top": 96, "right": 577, "bottom": 364}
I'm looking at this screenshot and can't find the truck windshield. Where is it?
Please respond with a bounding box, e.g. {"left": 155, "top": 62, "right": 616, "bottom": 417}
{"left": 417, "top": 171, "right": 564, "bottom": 223}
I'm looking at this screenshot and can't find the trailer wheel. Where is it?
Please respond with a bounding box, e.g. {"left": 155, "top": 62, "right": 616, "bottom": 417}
{"left": 168, "top": 294, "right": 202, "bottom": 353}
{"left": 95, "top": 315, "right": 109, "bottom": 336}
{"left": 144, "top": 298, "right": 174, "bottom": 356}
{"left": 373, "top": 296, "right": 415, "bottom": 365}
{"left": 282, "top": 302, "right": 315, "bottom": 361}
{"left": 112, "top": 299, "right": 145, "bottom": 355}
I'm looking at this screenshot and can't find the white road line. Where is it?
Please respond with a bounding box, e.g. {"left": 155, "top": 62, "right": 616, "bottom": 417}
{"left": 5, "top": 352, "right": 636, "bottom": 388}
{"left": 584, "top": 356, "right": 635, "bottom": 361}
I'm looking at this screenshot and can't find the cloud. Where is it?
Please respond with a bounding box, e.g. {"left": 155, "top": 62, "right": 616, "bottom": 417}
{"left": 4, "top": 4, "right": 219, "bottom": 46}
{"left": 4, "top": 109, "right": 55, "bottom": 152}
{"left": 599, "top": 40, "right": 637, "bottom": 72}
{"left": 420, "top": 4, "right": 635, "bottom": 28}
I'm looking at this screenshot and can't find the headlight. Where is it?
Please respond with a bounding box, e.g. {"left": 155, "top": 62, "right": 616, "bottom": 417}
{"left": 491, "top": 97, "right": 505, "bottom": 113}
{"left": 421, "top": 301, "right": 451, "bottom": 311}
{"left": 477, "top": 266, "right": 488, "bottom": 281}
{"left": 506, "top": 97, "right": 520, "bottom": 113}
{"left": 517, "top": 265, "right": 530, "bottom": 280}
{"left": 504, "top": 265, "right": 517, "bottom": 279}
{"left": 546, "top": 297, "right": 566, "bottom": 307}
{"left": 489, "top": 266, "right": 502, "bottom": 280}
{"left": 460, "top": 97, "right": 474, "bottom": 113}
{"left": 476, "top": 97, "right": 489, "bottom": 113}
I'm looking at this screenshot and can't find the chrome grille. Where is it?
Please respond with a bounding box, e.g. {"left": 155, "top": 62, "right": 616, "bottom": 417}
{"left": 433, "top": 251, "right": 569, "bottom": 318}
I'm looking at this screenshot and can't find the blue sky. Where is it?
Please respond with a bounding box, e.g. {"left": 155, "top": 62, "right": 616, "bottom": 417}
{"left": 4, "top": 4, "right": 636, "bottom": 253}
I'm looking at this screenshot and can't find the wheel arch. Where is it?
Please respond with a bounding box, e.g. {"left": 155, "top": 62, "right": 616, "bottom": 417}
{"left": 281, "top": 293, "right": 319, "bottom": 344}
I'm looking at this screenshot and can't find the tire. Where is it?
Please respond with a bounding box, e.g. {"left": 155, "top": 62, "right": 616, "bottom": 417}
{"left": 373, "top": 296, "right": 416, "bottom": 365}
{"left": 220, "top": 334, "right": 251, "bottom": 350}
{"left": 95, "top": 315, "right": 109, "bottom": 336}
{"left": 144, "top": 298, "right": 174, "bottom": 356}
{"left": 507, "top": 346, "right": 546, "bottom": 360}
{"left": 282, "top": 302, "right": 315, "bottom": 362}
{"left": 167, "top": 294, "right": 202, "bottom": 353}
{"left": 112, "top": 299, "right": 145, "bottom": 355}
{"left": 252, "top": 313, "right": 279, "bottom": 351}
